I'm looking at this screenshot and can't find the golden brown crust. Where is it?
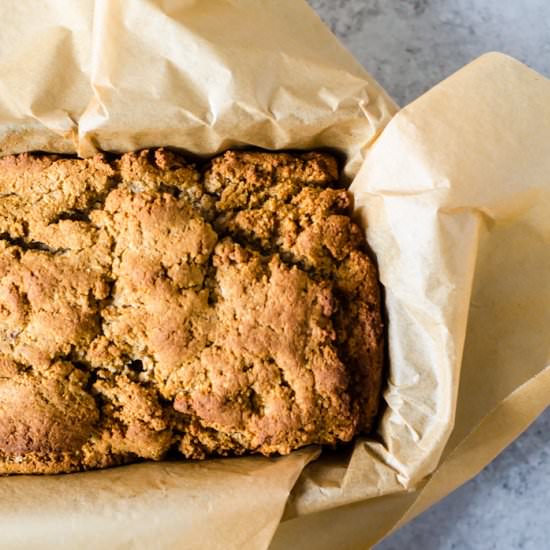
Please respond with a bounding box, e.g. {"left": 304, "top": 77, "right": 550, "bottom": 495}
{"left": 0, "top": 148, "right": 383, "bottom": 474}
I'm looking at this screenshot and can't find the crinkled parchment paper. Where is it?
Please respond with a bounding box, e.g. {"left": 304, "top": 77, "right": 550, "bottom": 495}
{"left": 272, "top": 52, "right": 550, "bottom": 548}
{"left": 0, "top": 1, "right": 548, "bottom": 548}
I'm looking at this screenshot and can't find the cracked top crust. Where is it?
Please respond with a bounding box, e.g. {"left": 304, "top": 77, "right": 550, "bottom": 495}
{"left": 0, "top": 148, "right": 384, "bottom": 474}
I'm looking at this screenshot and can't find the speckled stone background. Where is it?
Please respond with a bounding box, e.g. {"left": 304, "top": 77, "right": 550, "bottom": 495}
{"left": 307, "top": 1, "right": 550, "bottom": 549}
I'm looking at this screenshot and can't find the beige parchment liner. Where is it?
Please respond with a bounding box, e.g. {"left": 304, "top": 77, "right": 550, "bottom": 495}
{"left": 272, "top": 52, "right": 550, "bottom": 548}
{"left": 0, "top": 1, "right": 548, "bottom": 548}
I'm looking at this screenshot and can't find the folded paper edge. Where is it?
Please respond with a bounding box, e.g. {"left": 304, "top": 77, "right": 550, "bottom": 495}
{"left": 372, "top": 364, "right": 550, "bottom": 546}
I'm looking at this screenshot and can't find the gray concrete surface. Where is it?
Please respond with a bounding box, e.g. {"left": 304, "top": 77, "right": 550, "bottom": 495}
{"left": 307, "top": 1, "right": 550, "bottom": 549}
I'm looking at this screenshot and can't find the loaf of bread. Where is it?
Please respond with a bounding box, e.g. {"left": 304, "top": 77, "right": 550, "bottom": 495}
{"left": 0, "top": 148, "right": 384, "bottom": 474}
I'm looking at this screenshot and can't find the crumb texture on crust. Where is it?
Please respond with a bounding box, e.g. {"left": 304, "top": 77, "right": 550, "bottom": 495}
{"left": 0, "top": 148, "right": 383, "bottom": 474}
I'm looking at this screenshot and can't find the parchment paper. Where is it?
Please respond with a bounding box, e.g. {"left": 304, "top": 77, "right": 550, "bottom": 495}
{"left": 0, "top": 1, "right": 548, "bottom": 548}
{"left": 272, "top": 52, "right": 550, "bottom": 548}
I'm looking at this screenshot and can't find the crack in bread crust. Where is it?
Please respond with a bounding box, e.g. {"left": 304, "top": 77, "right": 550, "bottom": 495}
{"left": 0, "top": 148, "right": 384, "bottom": 474}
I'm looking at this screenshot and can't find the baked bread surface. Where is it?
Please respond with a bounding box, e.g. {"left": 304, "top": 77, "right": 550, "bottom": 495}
{"left": 0, "top": 149, "right": 383, "bottom": 474}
